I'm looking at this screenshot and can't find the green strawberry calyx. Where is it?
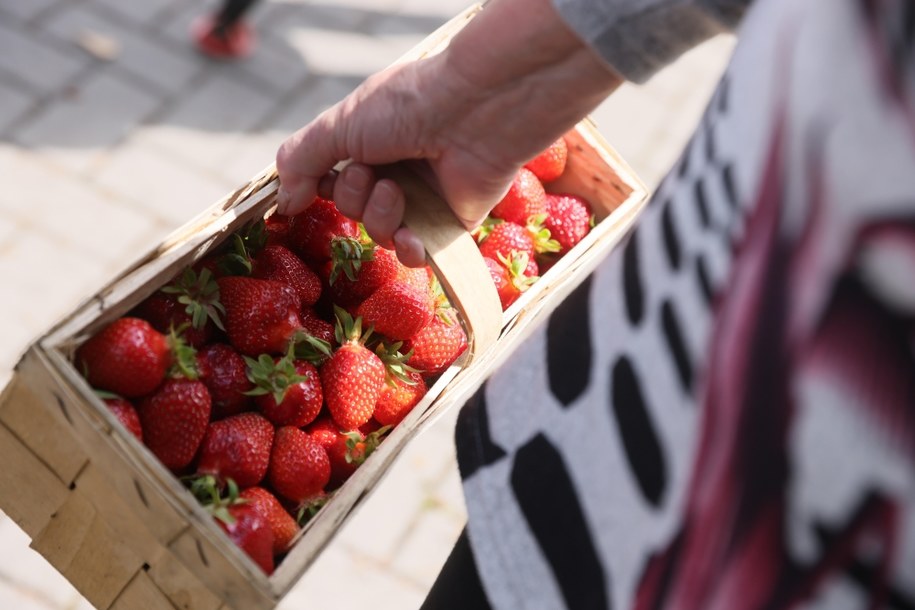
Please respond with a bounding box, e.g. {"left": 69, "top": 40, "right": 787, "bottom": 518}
{"left": 291, "top": 330, "right": 333, "bottom": 364}
{"left": 471, "top": 217, "right": 502, "bottom": 244}
{"left": 497, "top": 251, "right": 539, "bottom": 293}
{"left": 525, "top": 214, "right": 562, "bottom": 254}
{"left": 344, "top": 425, "right": 392, "bottom": 465}
{"left": 167, "top": 326, "right": 199, "bottom": 380}
{"left": 333, "top": 305, "right": 373, "bottom": 346}
{"left": 216, "top": 219, "right": 268, "bottom": 276}
{"left": 187, "top": 475, "right": 247, "bottom": 526}
{"left": 328, "top": 236, "right": 374, "bottom": 285}
{"left": 161, "top": 267, "right": 226, "bottom": 331}
{"left": 296, "top": 493, "right": 331, "bottom": 525}
{"left": 243, "top": 346, "right": 308, "bottom": 405}
{"left": 375, "top": 341, "right": 422, "bottom": 385}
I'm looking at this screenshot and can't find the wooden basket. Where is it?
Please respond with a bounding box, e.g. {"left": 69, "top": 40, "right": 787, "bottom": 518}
{"left": 0, "top": 5, "right": 648, "bottom": 609}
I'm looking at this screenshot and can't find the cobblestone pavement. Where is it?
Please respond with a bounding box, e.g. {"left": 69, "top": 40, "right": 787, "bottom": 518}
{"left": 0, "top": 1, "right": 734, "bottom": 608}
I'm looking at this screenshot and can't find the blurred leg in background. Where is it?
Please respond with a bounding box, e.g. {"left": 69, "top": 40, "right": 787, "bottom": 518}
{"left": 192, "top": 0, "right": 261, "bottom": 59}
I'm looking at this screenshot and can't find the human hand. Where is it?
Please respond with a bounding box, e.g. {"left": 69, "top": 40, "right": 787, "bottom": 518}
{"left": 275, "top": 0, "right": 622, "bottom": 266}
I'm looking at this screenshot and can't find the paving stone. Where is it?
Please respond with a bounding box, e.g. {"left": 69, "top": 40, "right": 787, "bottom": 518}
{"left": 0, "top": 0, "right": 59, "bottom": 22}
{"left": 0, "top": 86, "right": 35, "bottom": 133}
{"left": 0, "top": 147, "right": 161, "bottom": 265}
{"left": 136, "top": 73, "right": 277, "bottom": 173}
{"left": 283, "top": 28, "right": 399, "bottom": 78}
{"left": 10, "top": 70, "right": 163, "bottom": 173}
{"left": 280, "top": 544, "right": 425, "bottom": 610}
{"left": 216, "top": 128, "right": 285, "bottom": 184}
{"left": 0, "top": 519, "right": 81, "bottom": 609}
{"left": 0, "top": 20, "right": 87, "bottom": 94}
{"left": 91, "top": 0, "right": 179, "bottom": 25}
{"left": 42, "top": 3, "right": 203, "bottom": 95}
{"left": 0, "top": 585, "right": 59, "bottom": 610}
{"left": 93, "top": 139, "right": 236, "bottom": 226}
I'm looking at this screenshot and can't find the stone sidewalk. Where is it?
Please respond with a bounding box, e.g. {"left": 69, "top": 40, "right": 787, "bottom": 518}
{"left": 0, "top": 0, "right": 734, "bottom": 608}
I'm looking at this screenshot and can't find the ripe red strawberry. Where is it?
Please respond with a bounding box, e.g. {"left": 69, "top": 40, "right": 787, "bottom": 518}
{"left": 478, "top": 219, "right": 559, "bottom": 269}
{"left": 197, "top": 343, "right": 254, "bottom": 419}
{"left": 484, "top": 254, "right": 536, "bottom": 310}
{"left": 239, "top": 487, "right": 299, "bottom": 555}
{"left": 252, "top": 245, "right": 322, "bottom": 308}
{"left": 307, "top": 416, "right": 388, "bottom": 489}
{"left": 103, "top": 397, "right": 143, "bottom": 441}
{"left": 356, "top": 280, "right": 434, "bottom": 341}
{"left": 374, "top": 371, "right": 427, "bottom": 427}
{"left": 136, "top": 267, "right": 226, "bottom": 348}
{"left": 77, "top": 317, "right": 170, "bottom": 398}
{"left": 490, "top": 168, "right": 548, "bottom": 225}
{"left": 264, "top": 214, "right": 292, "bottom": 247}
{"left": 196, "top": 413, "right": 274, "bottom": 488}
{"left": 524, "top": 136, "right": 568, "bottom": 183}
{"left": 268, "top": 426, "right": 331, "bottom": 505}
{"left": 395, "top": 263, "right": 431, "bottom": 294}
{"left": 215, "top": 503, "right": 275, "bottom": 575}
{"left": 300, "top": 308, "right": 335, "bottom": 345}
{"left": 402, "top": 308, "right": 468, "bottom": 376}
{"left": 218, "top": 277, "right": 302, "bottom": 356}
{"left": 287, "top": 197, "right": 359, "bottom": 262}
{"left": 545, "top": 193, "right": 592, "bottom": 253}
{"left": 246, "top": 353, "right": 323, "bottom": 427}
{"left": 321, "top": 308, "right": 385, "bottom": 430}
{"left": 324, "top": 241, "right": 399, "bottom": 306}
{"left": 138, "top": 378, "right": 212, "bottom": 470}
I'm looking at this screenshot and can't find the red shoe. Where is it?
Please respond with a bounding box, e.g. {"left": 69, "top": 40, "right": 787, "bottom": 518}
{"left": 191, "top": 15, "right": 255, "bottom": 59}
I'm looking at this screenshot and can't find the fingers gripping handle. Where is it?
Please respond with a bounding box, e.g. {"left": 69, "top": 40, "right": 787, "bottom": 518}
{"left": 375, "top": 163, "right": 502, "bottom": 362}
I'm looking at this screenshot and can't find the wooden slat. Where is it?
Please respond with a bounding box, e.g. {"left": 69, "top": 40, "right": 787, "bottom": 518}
{"left": 0, "top": 418, "right": 69, "bottom": 538}
{"left": 168, "top": 530, "right": 276, "bottom": 610}
{"left": 1, "top": 350, "right": 88, "bottom": 485}
{"left": 40, "top": 348, "right": 190, "bottom": 544}
{"left": 111, "top": 571, "right": 178, "bottom": 610}
{"left": 147, "top": 552, "right": 224, "bottom": 610}
{"left": 31, "top": 489, "right": 145, "bottom": 609}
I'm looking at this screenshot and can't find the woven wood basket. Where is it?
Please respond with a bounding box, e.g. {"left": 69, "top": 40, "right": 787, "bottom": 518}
{"left": 0, "top": 5, "right": 648, "bottom": 609}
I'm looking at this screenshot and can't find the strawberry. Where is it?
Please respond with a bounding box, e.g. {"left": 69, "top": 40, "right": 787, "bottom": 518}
{"left": 484, "top": 254, "right": 536, "bottom": 310}
{"left": 478, "top": 218, "right": 559, "bottom": 266}
{"left": 545, "top": 193, "right": 592, "bottom": 253}
{"left": 268, "top": 426, "right": 331, "bottom": 506}
{"left": 218, "top": 276, "right": 302, "bottom": 356}
{"left": 300, "top": 308, "right": 335, "bottom": 345}
{"left": 102, "top": 396, "right": 143, "bottom": 441}
{"left": 524, "top": 136, "right": 568, "bottom": 183}
{"left": 402, "top": 307, "right": 468, "bottom": 376}
{"left": 395, "top": 263, "right": 431, "bottom": 294}
{"left": 307, "top": 416, "right": 389, "bottom": 489}
{"left": 239, "top": 486, "right": 299, "bottom": 555}
{"left": 138, "top": 378, "right": 211, "bottom": 470}
{"left": 196, "top": 412, "right": 274, "bottom": 488}
{"left": 374, "top": 371, "right": 427, "bottom": 427}
{"left": 215, "top": 503, "right": 275, "bottom": 575}
{"left": 356, "top": 280, "right": 434, "bottom": 341}
{"left": 324, "top": 240, "right": 399, "bottom": 306}
{"left": 264, "top": 214, "right": 292, "bottom": 247}
{"left": 490, "top": 168, "right": 548, "bottom": 226}
{"left": 320, "top": 308, "right": 385, "bottom": 430}
{"left": 77, "top": 317, "right": 170, "bottom": 398}
{"left": 287, "top": 197, "right": 359, "bottom": 262}
{"left": 252, "top": 245, "right": 322, "bottom": 308}
{"left": 246, "top": 351, "right": 323, "bottom": 427}
{"left": 197, "top": 343, "right": 254, "bottom": 419}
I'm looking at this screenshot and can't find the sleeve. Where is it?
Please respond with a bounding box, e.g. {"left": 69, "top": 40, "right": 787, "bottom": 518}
{"left": 552, "top": 0, "right": 752, "bottom": 83}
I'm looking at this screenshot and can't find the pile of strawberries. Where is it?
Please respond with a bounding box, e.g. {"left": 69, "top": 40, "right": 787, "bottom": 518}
{"left": 75, "top": 200, "right": 467, "bottom": 575}
{"left": 73, "top": 134, "right": 592, "bottom": 575}
{"left": 476, "top": 135, "right": 594, "bottom": 309}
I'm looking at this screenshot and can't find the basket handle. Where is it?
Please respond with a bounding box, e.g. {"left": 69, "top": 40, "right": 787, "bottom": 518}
{"left": 374, "top": 163, "right": 502, "bottom": 362}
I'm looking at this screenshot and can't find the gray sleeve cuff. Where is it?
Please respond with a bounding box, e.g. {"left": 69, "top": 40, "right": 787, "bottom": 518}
{"left": 552, "top": 0, "right": 749, "bottom": 83}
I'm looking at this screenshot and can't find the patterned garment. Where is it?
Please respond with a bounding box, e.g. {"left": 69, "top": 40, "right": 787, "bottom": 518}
{"left": 455, "top": 0, "right": 915, "bottom": 608}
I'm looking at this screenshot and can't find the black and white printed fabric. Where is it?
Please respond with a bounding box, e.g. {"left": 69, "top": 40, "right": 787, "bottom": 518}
{"left": 456, "top": 0, "right": 915, "bottom": 608}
